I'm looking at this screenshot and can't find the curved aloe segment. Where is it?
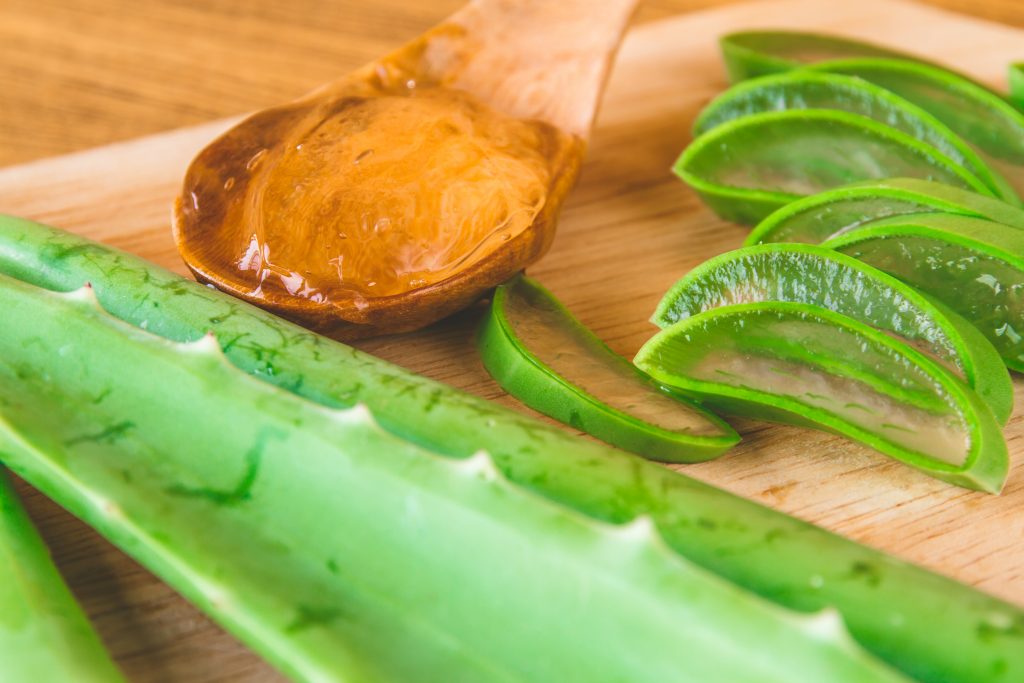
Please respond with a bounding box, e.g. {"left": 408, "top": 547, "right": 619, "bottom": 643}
{"left": 1011, "top": 63, "right": 1024, "bottom": 111}
{"left": 0, "top": 470, "right": 124, "bottom": 682}
{"left": 636, "top": 302, "right": 1008, "bottom": 492}
{"left": 693, "top": 73, "right": 1014, "bottom": 202}
{"left": 806, "top": 59, "right": 1024, "bottom": 202}
{"left": 0, "top": 275, "right": 916, "bottom": 683}
{"left": 1, "top": 217, "right": 1022, "bottom": 683}
{"left": 747, "top": 178, "right": 1024, "bottom": 246}
{"left": 825, "top": 213, "right": 1024, "bottom": 372}
{"left": 651, "top": 244, "right": 1013, "bottom": 424}
{"left": 676, "top": 110, "right": 992, "bottom": 224}
{"left": 478, "top": 276, "right": 738, "bottom": 463}
{"left": 719, "top": 30, "right": 914, "bottom": 82}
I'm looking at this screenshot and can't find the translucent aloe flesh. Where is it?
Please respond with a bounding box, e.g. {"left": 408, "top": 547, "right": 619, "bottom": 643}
{"left": 0, "top": 470, "right": 124, "bottom": 681}
{"left": 676, "top": 110, "right": 991, "bottom": 224}
{"left": 692, "top": 73, "right": 1014, "bottom": 202}
{"left": 806, "top": 59, "right": 1024, "bottom": 201}
{"left": 746, "top": 178, "right": 1024, "bottom": 246}
{"left": 478, "top": 275, "right": 738, "bottom": 463}
{"left": 825, "top": 213, "right": 1024, "bottom": 372}
{"left": 651, "top": 243, "right": 1013, "bottom": 424}
{"left": 1, "top": 217, "right": 1023, "bottom": 683}
{"left": 636, "top": 302, "right": 1008, "bottom": 492}
{"left": 0, "top": 275, "right": 918, "bottom": 682}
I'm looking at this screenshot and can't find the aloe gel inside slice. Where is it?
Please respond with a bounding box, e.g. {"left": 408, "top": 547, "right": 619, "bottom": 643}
{"left": 639, "top": 305, "right": 972, "bottom": 467}
{"left": 681, "top": 112, "right": 986, "bottom": 198}
{"left": 502, "top": 279, "right": 728, "bottom": 437}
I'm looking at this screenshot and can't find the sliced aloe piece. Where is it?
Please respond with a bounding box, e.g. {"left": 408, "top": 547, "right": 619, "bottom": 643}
{"left": 806, "top": 59, "right": 1024, "bottom": 202}
{"left": 719, "top": 30, "right": 915, "bottom": 82}
{"left": 651, "top": 243, "right": 1012, "bottom": 424}
{"left": 478, "top": 276, "right": 738, "bottom": 463}
{"left": 676, "top": 109, "right": 993, "bottom": 224}
{"left": 825, "top": 212, "right": 1024, "bottom": 372}
{"left": 746, "top": 178, "right": 1024, "bottom": 246}
{"left": 2, "top": 217, "right": 1023, "bottom": 683}
{"left": 0, "top": 470, "right": 124, "bottom": 682}
{"left": 636, "top": 302, "right": 1008, "bottom": 492}
{"left": 693, "top": 73, "right": 1014, "bottom": 202}
{"left": 1011, "top": 62, "right": 1024, "bottom": 111}
{"left": 0, "top": 274, "right": 915, "bottom": 683}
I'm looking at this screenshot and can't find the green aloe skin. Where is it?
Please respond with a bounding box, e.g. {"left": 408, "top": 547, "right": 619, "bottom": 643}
{"left": 693, "top": 73, "right": 1015, "bottom": 203}
{"left": 650, "top": 243, "right": 1013, "bottom": 424}
{"left": 477, "top": 275, "right": 739, "bottom": 463}
{"left": 0, "top": 275, "right": 917, "bottom": 683}
{"left": 636, "top": 301, "right": 1008, "bottom": 493}
{"left": 675, "top": 109, "right": 992, "bottom": 225}
{"left": 825, "top": 213, "right": 1024, "bottom": 372}
{"left": 1, "top": 216, "right": 1023, "bottom": 682}
{"left": 746, "top": 178, "right": 1024, "bottom": 246}
{"left": 0, "top": 470, "right": 124, "bottom": 682}
{"left": 1011, "top": 63, "right": 1024, "bottom": 111}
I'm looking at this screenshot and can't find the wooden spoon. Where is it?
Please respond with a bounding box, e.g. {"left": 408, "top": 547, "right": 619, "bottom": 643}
{"left": 173, "top": 0, "right": 641, "bottom": 338}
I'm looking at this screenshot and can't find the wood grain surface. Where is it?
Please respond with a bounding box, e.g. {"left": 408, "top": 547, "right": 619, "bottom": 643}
{"left": 2, "top": 0, "right": 1024, "bottom": 680}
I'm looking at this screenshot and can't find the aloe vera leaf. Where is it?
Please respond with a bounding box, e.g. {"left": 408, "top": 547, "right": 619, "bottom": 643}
{"left": 676, "top": 110, "right": 992, "bottom": 224}
{"left": 719, "top": 30, "right": 915, "bottom": 82}
{"left": 0, "top": 470, "right": 124, "bottom": 682}
{"left": 0, "top": 275, "right": 917, "bottom": 683}
{"left": 650, "top": 243, "right": 1013, "bottom": 424}
{"left": 1, "top": 217, "right": 1022, "bottom": 683}
{"left": 824, "top": 212, "right": 1024, "bottom": 372}
{"left": 805, "top": 58, "right": 1024, "bottom": 202}
{"left": 477, "top": 275, "right": 739, "bottom": 463}
{"left": 636, "top": 301, "right": 1008, "bottom": 492}
{"left": 1011, "top": 63, "right": 1024, "bottom": 111}
{"left": 746, "top": 178, "right": 1024, "bottom": 246}
{"left": 693, "top": 72, "right": 1015, "bottom": 203}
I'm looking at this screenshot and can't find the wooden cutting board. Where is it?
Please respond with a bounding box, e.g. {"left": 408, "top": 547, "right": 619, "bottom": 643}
{"left": 2, "top": 0, "right": 1023, "bottom": 680}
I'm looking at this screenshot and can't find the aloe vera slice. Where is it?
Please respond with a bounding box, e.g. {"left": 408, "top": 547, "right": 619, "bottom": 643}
{"left": 693, "top": 73, "right": 1014, "bottom": 202}
{"left": 825, "top": 212, "right": 1024, "bottom": 372}
{"left": 719, "top": 30, "right": 914, "bottom": 82}
{"left": 676, "top": 110, "right": 992, "bottom": 224}
{"left": 651, "top": 243, "right": 1013, "bottom": 424}
{"left": 636, "top": 302, "right": 1007, "bottom": 492}
{"left": 478, "top": 276, "right": 738, "bottom": 463}
{"left": 806, "top": 58, "right": 1024, "bottom": 202}
{"left": 746, "top": 178, "right": 1024, "bottom": 246}
{"left": 0, "top": 470, "right": 124, "bottom": 681}
{"left": 1, "top": 217, "right": 1022, "bottom": 683}
{"left": 1011, "top": 63, "right": 1024, "bottom": 111}
{"left": 0, "top": 274, "right": 916, "bottom": 683}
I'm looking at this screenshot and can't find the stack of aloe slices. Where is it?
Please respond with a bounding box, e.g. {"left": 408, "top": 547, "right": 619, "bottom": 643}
{"left": 677, "top": 31, "right": 1024, "bottom": 224}
{"left": 15, "top": 217, "right": 1024, "bottom": 681}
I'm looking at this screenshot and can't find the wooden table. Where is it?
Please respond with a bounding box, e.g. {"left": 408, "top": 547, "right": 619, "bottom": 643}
{"left": 3, "top": 1, "right": 1024, "bottom": 681}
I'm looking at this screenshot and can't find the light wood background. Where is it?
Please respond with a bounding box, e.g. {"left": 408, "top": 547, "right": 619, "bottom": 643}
{"left": 2, "top": 1, "right": 1024, "bottom": 681}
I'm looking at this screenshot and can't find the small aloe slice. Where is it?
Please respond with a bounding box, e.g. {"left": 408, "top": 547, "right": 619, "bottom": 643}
{"left": 636, "top": 302, "right": 1008, "bottom": 492}
{"left": 693, "top": 72, "right": 1014, "bottom": 202}
{"left": 676, "top": 110, "right": 992, "bottom": 224}
{"left": 651, "top": 243, "right": 1013, "bottom": 424}
{"left": 746, "top": 178, "right": 1024, "bottom": 246}
{"left": 825, "top": 212, "right": 1024, "bottom": 372}
{"left": 0, "top": 273, "right": 913, "bottom": 683}
{"left": 478, "top": 275, "right": 739, "bottom": 463}
{"left": 1011, "top": 63, "right": 1024, "bottom": 111}
{"left": 2, "top": 217, "right": 1022, "bottom": 683}
{"left": 0, "top": 470, "right": 124, "bottom": 682}
{"left": 807, "top": 58, "right": 1024, "bottom": 201}
{"left": 719, "top": 30, "right": 914, "bottom": 82}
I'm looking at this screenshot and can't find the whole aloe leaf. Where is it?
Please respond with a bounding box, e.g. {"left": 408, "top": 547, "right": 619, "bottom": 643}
{"left": 0, "top": 216, "right": 1022, "bottom": 682}
{"left": 0, "top": 470, "right": 124, "bottom": 681}
{"left": 0, "top": 273, "right": 912, "bottom": 683}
